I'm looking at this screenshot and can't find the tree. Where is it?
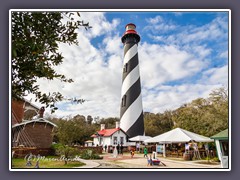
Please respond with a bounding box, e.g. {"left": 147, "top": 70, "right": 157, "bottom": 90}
{"left": 53, "top": 116, "right": 98, "bottom": 146}
{"left": 144, "top": 112, "right": 174, "bottom": 137}
{"left": 87, "top": 115, "right": 93, "bottom": 125}
{"left": 143, "top": 87, "right": 228, "bottom": 137}
{"left": 11, "top": 11, "right": 91, "bottom": 113}
{"left": 172, "top": 87, "right": 228, "bottom": 136}
{"left": 53, "top": 143, "right": 80, "bottom": 165}
{"left": 97, "top": 117, "right": 120, "bottom": 129}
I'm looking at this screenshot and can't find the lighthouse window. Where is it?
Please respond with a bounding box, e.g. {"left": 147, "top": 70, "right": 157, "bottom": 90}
{"left": 123, "top": 63, "right": 128, "bottom": 73}
{"left": 122, "top": 95, "right": 127, "bottom": 107}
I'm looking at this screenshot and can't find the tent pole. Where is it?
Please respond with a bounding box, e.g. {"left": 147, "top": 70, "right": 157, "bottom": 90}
{"left": 163, "top": 143, "right": 166, "bottom": 157}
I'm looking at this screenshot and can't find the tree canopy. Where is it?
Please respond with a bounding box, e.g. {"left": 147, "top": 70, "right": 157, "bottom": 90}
{"left": 49, "top": 87, "right": 228, "bottom": 145}
{"left": 171, "top": 87, "right": 228, "bottom": 136}
{"left": 144, "top": 111, "right": 174, "bottom": 137}
{"left": 52, "top": 115, "right": 97, "bottom": 146}
{"left": 144, "top": 87, "right": 228, "bottom": 137}
{"left": 11, "top": 11, "right": 91, "bottom": 112}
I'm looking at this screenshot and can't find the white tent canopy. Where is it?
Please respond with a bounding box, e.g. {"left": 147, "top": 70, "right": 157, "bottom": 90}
{"left": 144, "top": 128, "right": 213, "bottom": 143}
{"left": 129, "top": 135, "right": 152, "bottom": 142}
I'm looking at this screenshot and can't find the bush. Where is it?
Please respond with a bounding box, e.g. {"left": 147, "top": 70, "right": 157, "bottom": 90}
{"left": 80, "top": 149, "right": 103, "bottom": 160}
{"left": 211, "top": 157, "right": 220, "bottom": 162}
{"left": 52, "top": 143, "right": 80, "bottom": 164}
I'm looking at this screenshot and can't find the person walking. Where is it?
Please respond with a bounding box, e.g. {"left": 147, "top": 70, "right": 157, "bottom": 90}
{"left": 144, "top": 146, "right": 148, "bottom": 158}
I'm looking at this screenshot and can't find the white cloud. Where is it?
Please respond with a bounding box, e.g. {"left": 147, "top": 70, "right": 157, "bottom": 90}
{"left": 25, "top": 12, "right": 228, "bottom": 119}
{"left": 147, "top": 14, "right": 228, "bottom": 51}
{"left": 146, "top": 15, "right": 163, "bottom": 24}
{"left": 142, "top": 83, "right": 222, "bottom": 114}
{"left": 173, "top": 12, "right": 183, "bottom": 16}
{"left": 77, "top": 12, "right": 121, "bottom": 39}
{"left": 138, "top": 42, "right": 204, "bottom": 88}
{"left": 201, "top": 65, "right": 228, "bottom": 85}
{"left": 145, "top": 15, "right": 177, "bottom": 33}
{"left": 29, "top": 15, "right": 123, "bottom": 118}
{"left": 219, "top": 50, "right": 228, "bottom": 59}
{"left": 102, "top": 34, "right": 123, "bottom": 56}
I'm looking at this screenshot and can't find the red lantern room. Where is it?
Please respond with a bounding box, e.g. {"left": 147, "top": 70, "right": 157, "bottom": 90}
{"left": 121, "top": 23, "right": 140, "bottom": 44}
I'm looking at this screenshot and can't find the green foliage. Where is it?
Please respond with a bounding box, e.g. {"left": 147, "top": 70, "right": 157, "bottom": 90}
{"left": 87, "top": 115, "right": 93, "bottom": 125}
{"left": 52, "top": 143, "right": 80, "bottom": 164}
{"left": 53, "top": 144, "right": 79, "bottom": 157}
{"left": 11, "top": 11, "right": 90, "bottom": 113}
{"left": 51, "top": 115, "right": 120, "bottom": 148}
{"left": 144, "top": 111, "right": 174, "bottom": 137}
{"left": 80, "top": 149, "right": 103, "bottom": 160}
{"left": 172, "top": 87, "right": 228, "bottom": 137}
{"left": 53, "top": 115, "right": 98, "bottom": 145}
{"left": 144, "top": 87, "right": 228, "bottom": 137}
{"left": 211, "top": 157, "right": 220, "bottom": 162}
{"left": 50, "top": 87, "right": 228, "bottom": 148}
{"left": 97, "top": 117, "right": 120, "bottom": 129}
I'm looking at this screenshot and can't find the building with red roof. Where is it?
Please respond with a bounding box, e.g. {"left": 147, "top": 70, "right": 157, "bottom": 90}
{"left": 91, "top": 122, "right": 128, "bottom": 147}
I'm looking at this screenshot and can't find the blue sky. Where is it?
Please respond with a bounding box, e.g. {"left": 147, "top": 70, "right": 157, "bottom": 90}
{"left": 28, "top": 10, "right": 229, "bottom": 119}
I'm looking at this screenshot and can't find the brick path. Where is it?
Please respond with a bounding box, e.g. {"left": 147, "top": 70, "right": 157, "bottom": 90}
{"left": 76, "top": 153, "right": 221, "bottom": 169}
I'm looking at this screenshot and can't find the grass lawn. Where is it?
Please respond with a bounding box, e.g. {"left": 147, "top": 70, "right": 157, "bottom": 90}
{"left": 12, "top": 156, "right": 86, "bottom": 169}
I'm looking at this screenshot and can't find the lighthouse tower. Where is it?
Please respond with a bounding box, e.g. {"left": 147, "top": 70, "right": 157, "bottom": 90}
{"left": 120, "top": 23, "right": 144, "bottom": 138}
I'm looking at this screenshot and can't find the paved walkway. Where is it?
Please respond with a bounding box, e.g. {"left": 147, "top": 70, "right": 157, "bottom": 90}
{"left": 114, "top": 156, "right": 221, "bottom": 168}
{"left": 76, "top": 153, "right": 221, "bottom": 169}
{"left": 74, "top": 157, "right": 100, "bottom": 168}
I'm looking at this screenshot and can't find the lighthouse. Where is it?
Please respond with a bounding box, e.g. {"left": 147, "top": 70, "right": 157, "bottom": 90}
{"left": 120, "top": 23, "right": 144, "bottom": 138}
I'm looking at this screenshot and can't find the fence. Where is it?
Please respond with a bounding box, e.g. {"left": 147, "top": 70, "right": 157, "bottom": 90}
{"left": 12, "top": 147, "right": 54, "bottom": 158}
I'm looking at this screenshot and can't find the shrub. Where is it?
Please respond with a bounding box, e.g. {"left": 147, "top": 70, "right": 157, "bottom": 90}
{"left": 80, "top": 149, "right": 103, "bottom": 160}
{"left": 211, "top": 157, "right": 220, "bottom": 162}
{"left": 52, "top": 143, "right": 80, "bottom": 164}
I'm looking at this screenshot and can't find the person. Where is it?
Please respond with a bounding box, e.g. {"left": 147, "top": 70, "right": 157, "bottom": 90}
{"left": 110, "top": 146, "right": 113, "bottom": 153}
{"left": 136, "top": 143, "right": 140, "bottom": 152}
{"left": 147, "top": 155, "right": 152, "bottom": 166}
{"left": 120, "top": 144, "right": 124, "bottom": 155}
{"left": 144, "top": 146, "right": 148, "bottom": 158}
{"left": 130, "top": 148, "right": 135, "bottom": 158}
{"left": 113, "top": 146, "right": 118, "bottom": 158}
{"left": 117, "top": 144, "right": 120, "bottom": 154}
{"left": 104, "top": 144, "right": 107, "bottom": 152}
{"left": 151, "top": 146, "right": 154, "bottom": 153}
{"left": 185, "top": 143, "right": 190, "bottom": 153}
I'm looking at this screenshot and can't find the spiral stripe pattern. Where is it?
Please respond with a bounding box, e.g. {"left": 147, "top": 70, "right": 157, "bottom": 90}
{"left": 120, "top": 39, "right": 144, "bottom": 138}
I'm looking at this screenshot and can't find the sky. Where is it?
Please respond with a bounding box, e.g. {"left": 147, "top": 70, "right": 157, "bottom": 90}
{"left": 27, "top": 10, "right": 229, "bottom": 120}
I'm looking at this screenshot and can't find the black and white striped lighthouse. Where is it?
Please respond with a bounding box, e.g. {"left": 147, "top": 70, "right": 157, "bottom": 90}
{"left": 120, "top": 23, "right": 144, "bottom": 138}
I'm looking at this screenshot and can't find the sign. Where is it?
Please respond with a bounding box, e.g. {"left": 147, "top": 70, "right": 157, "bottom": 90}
{"left": 156, "top": 145, "right": 163, "bottom": 153}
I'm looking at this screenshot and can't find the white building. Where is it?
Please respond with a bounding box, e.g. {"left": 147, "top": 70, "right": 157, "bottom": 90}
{"left": 84, "top": 140, "right": 94, "bottom": 147}
{"left": 91, "top": 122, "right": 128, "bottom": 147}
